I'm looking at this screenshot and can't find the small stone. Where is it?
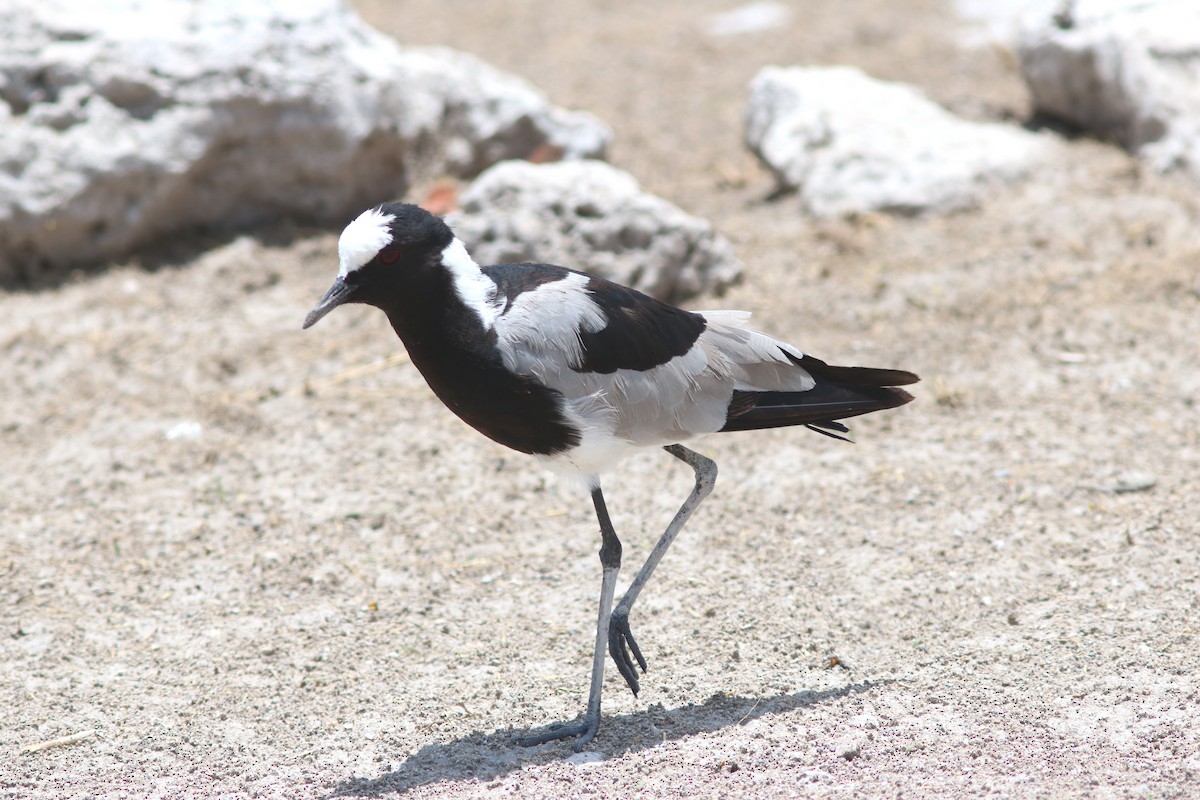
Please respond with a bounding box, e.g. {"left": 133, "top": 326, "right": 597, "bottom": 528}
{"left": 1113, "top": 472, "right": 1156, "bottom": 493}
{"left": 835, "top": 732, "right": 868, "bottom": 760}
{"left": 564, "top": 750, "right": 606, "bottom": 766}
{"left": 164, "top": 421, "right": 203, "bottom": 441}
{"left": 706, "top": 2, "right": 792, "bottom": 37}
{"left": 848, "top": 713, "right": 880, "bottom": 730}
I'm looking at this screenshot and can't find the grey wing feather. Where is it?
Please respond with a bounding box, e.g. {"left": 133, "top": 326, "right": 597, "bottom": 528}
{"left": 495, "top": 299, "right": 817, "bottom": 447}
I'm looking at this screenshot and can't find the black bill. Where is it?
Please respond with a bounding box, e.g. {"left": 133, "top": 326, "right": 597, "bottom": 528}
{"left": 302, "top": 276, "right": 356, "bottom": 329}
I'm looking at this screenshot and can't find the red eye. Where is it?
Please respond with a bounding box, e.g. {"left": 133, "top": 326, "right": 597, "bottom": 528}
{"left": 378, "top": 247, "right": 400, "bottom": 265}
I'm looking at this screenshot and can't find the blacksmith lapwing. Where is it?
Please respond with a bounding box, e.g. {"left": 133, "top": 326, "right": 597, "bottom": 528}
{"left": 303, "top": 202, "right": 918, "bottom": 747}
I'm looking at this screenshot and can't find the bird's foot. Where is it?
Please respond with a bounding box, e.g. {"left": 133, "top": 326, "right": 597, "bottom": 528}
{"left": 608, "top": 607, "right": 648, "bottom": 696}
{"left": 515, "top": 714, "right": 600, "bottom": 750}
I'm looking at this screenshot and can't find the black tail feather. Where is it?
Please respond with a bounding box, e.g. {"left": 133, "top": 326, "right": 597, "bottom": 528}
{"left": 807, "top": 419, "right": 850, "bottom": 434}
{"left": 720, "top": 354, "right": 918, "bottom": 435}
{"left": 786, "top": 352, "right": 919, "bottom": 387}
{"left": 805, "top": 422, "right": 853, "bottom": 442}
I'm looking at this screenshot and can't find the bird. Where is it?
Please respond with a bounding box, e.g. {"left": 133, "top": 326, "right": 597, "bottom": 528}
{"left": 302, "top": 201, "right": 918, "bottom": 749}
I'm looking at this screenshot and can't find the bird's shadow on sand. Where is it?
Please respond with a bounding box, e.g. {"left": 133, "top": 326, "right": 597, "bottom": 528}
{"left": 329, "top": 680, "right": 888, "bottom": 797}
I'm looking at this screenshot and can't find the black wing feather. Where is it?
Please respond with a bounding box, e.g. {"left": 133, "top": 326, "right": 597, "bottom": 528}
{"left": 722, "top": 351, "right": 918, "bottom": 434}
{"left": 482, "top": 263, "right": 708, "bottom": 375}
{"left": 575, "top": 276, "right": 706, "bottom": 374}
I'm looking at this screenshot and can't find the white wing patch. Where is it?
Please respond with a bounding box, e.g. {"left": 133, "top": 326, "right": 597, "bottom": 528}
{"left": 440, "top": 238, "right": 500, "bottom": 329}
{"left": 493, "top": 272, "right": 606, "bottom": 379}
{"left": 338, "top": 207, "right": 395, "bottom": 277}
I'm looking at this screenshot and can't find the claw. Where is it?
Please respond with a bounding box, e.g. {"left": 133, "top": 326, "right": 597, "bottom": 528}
{"left": 516, "top": 716, "right": 600, "bottom": 750}
{"left": 608, "top": 607, "right": 648, "bottom": 696}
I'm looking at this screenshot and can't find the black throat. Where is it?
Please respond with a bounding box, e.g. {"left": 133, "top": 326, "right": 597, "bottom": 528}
{"left": 363, "top": 256, "right": 581, "bottom": 457}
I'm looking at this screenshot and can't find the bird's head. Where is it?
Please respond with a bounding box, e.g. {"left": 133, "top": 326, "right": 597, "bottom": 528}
{"left": 302, "top": 202, "right": 454, "bottom": 329}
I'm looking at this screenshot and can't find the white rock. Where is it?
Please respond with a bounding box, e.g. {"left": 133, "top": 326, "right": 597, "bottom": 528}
{"left": 448, "top": 160, "right": 742, "bottom": 302}
{"left": 848, "top": 713, "right": 881, "bottom": 729}
{"left": 834, "top": 731, "right": 868, "bottom": 760}
{"left": 705, "top": 2, "right": 792, "bottom": 37}
{"left": 0, "top": 0, "right": 610, "bottom": 283}
{"left": 164, "top": 421, "right": 203, "bottom": 441}
{"left": 1018, "top": 0, "right": 1200, "bottom": 179}
{"left": 954, "top": 0, "right": 1061, "bottom": 48}
{"left": 563, "top": 750, "right": 606, "bottom": 765}
{"left": 745, "top": 66, "right": 1052, "bottom": 217}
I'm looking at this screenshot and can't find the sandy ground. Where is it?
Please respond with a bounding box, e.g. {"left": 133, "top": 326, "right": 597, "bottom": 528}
{"left": 4, "top": 1, "right": 1200, "bottom": 797}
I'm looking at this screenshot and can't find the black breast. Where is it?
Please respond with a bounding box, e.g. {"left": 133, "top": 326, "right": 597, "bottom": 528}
{"left": 380, "top": 266, "right": 580, "bottom": 457}
{"left": 413, "top": 337, "right": 581, "bottom": 457}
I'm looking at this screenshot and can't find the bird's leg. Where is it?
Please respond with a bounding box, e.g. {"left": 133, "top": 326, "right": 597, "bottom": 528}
{"left": 517, "top": 483, "right": 621, "bottom": 749}
{"left": 609, "top": 444, "right": 717, "bottom": 696}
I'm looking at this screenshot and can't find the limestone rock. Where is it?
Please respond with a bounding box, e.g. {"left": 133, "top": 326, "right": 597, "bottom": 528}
{"left": 1018, "top": 0, "right": 1200, "bottom": 178}
{"left": 745, "top": 66, "right": 1051, "bottom": 217}
{"left": 449, "top": 160, "right": 741, "bottom": 302}
{"left": 0, "top": 0, "right": 610, "bottom": 283}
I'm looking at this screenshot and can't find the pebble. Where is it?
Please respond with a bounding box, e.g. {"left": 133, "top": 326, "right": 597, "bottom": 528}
{"left": 564, "top": 751, "right": 606, "bottom": 766}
